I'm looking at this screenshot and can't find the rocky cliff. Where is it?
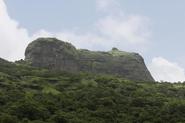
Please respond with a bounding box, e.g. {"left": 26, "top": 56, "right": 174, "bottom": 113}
{"left": 25, "top": 38, "right": 154, "bottom": 81}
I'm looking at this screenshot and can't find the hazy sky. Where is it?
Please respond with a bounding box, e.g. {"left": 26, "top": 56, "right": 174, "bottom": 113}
{"left": 1, "top": 0, "right": 185, "bottom": 82}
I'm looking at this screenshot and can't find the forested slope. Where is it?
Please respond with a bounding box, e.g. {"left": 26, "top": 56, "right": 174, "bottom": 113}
{"left": 0, "top": 60, "right": 184, "bottom": 123}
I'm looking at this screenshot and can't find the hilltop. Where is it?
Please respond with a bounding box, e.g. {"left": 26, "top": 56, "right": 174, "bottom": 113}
{"left": 25, "top": 38, "right": 154, "bottom": 82}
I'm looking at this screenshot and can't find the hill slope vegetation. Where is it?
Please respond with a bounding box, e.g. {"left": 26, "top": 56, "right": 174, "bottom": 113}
{"left": 0, "top": 59, "right": 184, "bottom": 123}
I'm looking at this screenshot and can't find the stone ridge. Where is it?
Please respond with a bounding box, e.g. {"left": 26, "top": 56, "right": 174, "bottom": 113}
{"left": 25, "top": 38, "right": 154, "bottom": 82}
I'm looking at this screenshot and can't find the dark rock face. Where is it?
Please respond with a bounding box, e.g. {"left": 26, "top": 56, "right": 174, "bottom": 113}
{"left": 25, "top": 38, "right": 154, "bottom": 82}
{"left": 25, "top": 38, "right": 78, "bottom": 72}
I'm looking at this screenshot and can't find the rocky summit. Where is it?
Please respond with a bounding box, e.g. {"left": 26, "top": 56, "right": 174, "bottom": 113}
{"left": 25, "top": 38, "right": 154, "bottom": 82}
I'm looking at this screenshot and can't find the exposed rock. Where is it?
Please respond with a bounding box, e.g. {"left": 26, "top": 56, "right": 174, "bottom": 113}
{"left": 25, "top": 38, "right": 154, "bottom": 82}
{"left": 25, "top": 38, "right": 78, "bottom": 72}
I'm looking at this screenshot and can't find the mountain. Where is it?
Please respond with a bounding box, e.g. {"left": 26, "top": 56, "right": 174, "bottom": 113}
{"left": 0, "top": 39, "right": 184, "bottom": 122}
{"left": 25, "top": 38, "right": 154, "bottom": 82}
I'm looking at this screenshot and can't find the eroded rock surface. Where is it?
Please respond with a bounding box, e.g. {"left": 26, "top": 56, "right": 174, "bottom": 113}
{"left": 25, "top": 38, "right": 154, "bottom": 81}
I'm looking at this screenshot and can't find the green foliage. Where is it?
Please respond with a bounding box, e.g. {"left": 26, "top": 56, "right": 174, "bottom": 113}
{"left": 0, "top": 62, "right": 184, "bottom": 122}
{"left": 0, "top": 114, "right": 18, "bottom": 123}
{"left": 108, "top": 47, "right": 132, "bottom": 57}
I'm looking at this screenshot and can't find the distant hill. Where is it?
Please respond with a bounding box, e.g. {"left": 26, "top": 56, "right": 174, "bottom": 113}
{"left": 25, "top": 38, "right": 154, "bottom": 82}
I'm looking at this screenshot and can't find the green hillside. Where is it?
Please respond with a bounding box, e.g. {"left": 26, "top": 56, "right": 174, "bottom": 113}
{"left": 0, "top": 59, "right": 185, "bottom": 123}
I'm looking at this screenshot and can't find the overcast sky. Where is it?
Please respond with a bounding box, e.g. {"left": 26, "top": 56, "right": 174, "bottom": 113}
{"left": 1, "top": 0, "right": 185, "bottom": 82}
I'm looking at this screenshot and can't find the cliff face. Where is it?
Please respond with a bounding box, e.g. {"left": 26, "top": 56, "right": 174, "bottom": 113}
{"left": 25, "top": 38, "right": 78, "bottom": 72}
{"left": 25, "top": 38, "right": 154, "bottom": 82}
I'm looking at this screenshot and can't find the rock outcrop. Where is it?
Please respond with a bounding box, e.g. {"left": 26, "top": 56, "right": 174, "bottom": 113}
{"left": 25, "top": 38, "right": 154, "bottom": 82}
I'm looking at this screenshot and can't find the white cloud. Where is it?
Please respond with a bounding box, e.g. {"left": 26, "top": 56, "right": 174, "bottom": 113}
{"left": 97, "top": 15, "right": 151, "bottom": 44}
{"left": 95, "top": 0, "right": 151, "bottom": 44}
{"left": 148, "top": 57, "right": 185, "bottom": 82}
{"left": 0, "top": 0, "right": 30, "bottom": 61}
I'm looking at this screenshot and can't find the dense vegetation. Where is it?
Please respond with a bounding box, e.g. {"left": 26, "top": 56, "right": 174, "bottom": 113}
{"left": 0, "top": 59, "right": 185, "bottom": 123}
